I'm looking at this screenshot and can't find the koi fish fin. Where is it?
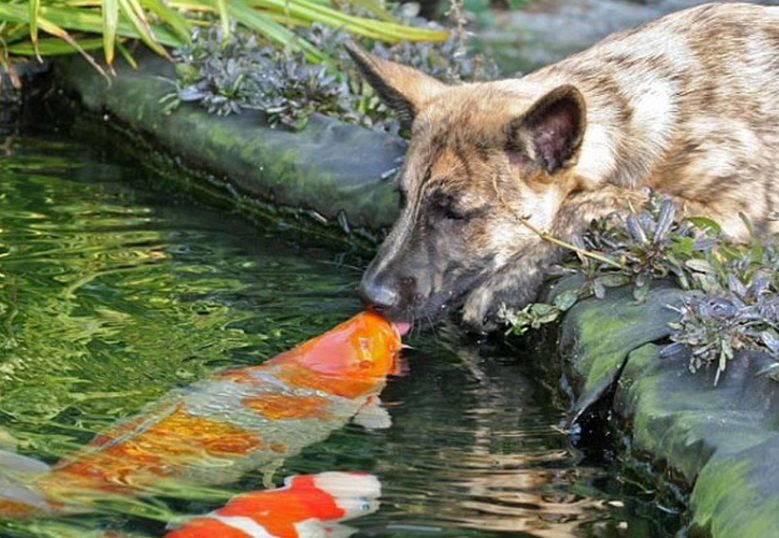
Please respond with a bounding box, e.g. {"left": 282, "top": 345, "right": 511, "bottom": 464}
{"left": 0, "top": 448, "right": 51, "bottom": 475}
{"left": 0, "top": 448, "right": 52, "bottom": 514}
{"left": 0, "top": 474, "right": 51, "bottom": 512}
{"left": 293, "top": 519, "right": 330, "bottom": 538}
{"left": 352, "top": 396, "right": 391, "bottom": 430}
{"left": 322, "top": 522, "right": 360, "bottom": 538}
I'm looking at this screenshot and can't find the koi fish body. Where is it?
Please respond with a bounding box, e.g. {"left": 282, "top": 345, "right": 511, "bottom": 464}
{"left": 0, "top": 312, "right": 402, "bottom": 516}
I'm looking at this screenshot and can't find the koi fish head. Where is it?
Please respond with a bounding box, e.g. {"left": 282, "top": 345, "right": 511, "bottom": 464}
{"left": 278, "top": 312, "right": 404, "bottom": 388}
{"left": 304, "top": 471, "right": 381, "bottom": 519}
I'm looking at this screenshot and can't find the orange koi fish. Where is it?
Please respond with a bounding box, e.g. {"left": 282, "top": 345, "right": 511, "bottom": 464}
{"left": 0, "top": 312, "right": 403, "bottom": 517}
{"left": 163, "top": 471, "right": 380, "bottom": 538}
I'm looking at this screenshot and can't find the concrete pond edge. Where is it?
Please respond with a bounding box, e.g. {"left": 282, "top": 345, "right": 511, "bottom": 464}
{"left": 56, "top": 55, "right": 779, "bottom": 538}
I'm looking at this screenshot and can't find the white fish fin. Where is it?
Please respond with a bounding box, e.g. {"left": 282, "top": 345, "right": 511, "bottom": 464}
{"left": 322, "top": 522, "right": 359, "bottom": 538}
{"left": 0, "top": 448, "right": 51, "bottom": 475}
{"left": 210, "top": 515, "right": 275, "bottom": 538}
{"left": 0, "top": 474, "right": 51, "bottom": 511}
{"left": 352, "top": 397, "right": 392, "bottom": 430}
{"left": 0, "top": 448, "right": 52, "bottom": 512}
{"left": 294, "top": 519, "right": 329, "bottom": 538}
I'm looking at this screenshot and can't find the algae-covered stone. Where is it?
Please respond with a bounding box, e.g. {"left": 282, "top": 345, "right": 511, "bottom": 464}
{"left": 54, "top": 54, "right": 405, "bottom": 230}
{"left": 556, "top": 280, "right": 779, "bottom": 538}
{"left": 556, "top": 282, "right": 686, "bottom": 422}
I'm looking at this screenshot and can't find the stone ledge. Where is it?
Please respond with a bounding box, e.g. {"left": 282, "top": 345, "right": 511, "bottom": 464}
{"left": 549, "top": 279, "right": 779, "bottom": 538}
{"left": 53, "top": 53, "right": 404, "bottom": 232}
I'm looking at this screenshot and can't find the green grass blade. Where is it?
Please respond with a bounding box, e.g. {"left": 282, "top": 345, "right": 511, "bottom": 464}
{"left": 28, "top": 0, "right": 42, "bottom": 60}
{"left": 346, "top": 0, "right": 397, "bottom": 23}
{"left": 102, "top": 0, "right": 118, "bottom": 66}
{"left": 115, "top": 37, "right": 138, "bottom": 67}
{"left": 35, "top": 13, "right": 110, "bottom": 81}
{"left": 216, "top": 0, "right": 229, "bottom": 42}
{"left": 226, "top": 0, "right": 327, "bottom": 63}
{"left": 244, "top": 0, "right": 449, "bottom": 42}
{"left": 8, "top": 35, "right": 103, "bottom": 55}
{"left": 139, "top": 0, "right": 191, "bottom": 44}
{"left": 3, "top": 23, "right": 32, "bottom": 45}
{"left": 117, "top": 0, "right": 170, "bottom": 57}
{"left": 0, "top": 3, "right": 182, "bottom": 47}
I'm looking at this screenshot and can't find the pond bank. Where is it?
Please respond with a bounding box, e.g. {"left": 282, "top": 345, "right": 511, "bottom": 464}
{"left": 54, "top": 53, "right": 404, "bottom": 236}
{"left": 549, "top": 279, "right": 779, "bottom": 538}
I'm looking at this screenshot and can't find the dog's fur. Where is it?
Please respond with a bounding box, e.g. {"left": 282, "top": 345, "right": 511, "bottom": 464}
{"left": 350, "top": 2, "right": 779, "bottom": 330}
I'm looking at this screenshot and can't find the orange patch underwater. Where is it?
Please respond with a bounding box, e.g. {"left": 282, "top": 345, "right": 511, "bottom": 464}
{"left": 51, "top": 409, "right": 262, "bottom": 491}
{"left": 242, "top": 393, "right": 334, "bottom": 420}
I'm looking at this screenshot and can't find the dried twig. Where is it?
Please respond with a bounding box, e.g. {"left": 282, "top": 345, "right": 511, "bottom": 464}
{"left": 491, "top": 174, "right": 624, "bottom": 269}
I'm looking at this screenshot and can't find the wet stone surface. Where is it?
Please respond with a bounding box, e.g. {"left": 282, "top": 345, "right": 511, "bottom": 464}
{"left": 549, "top": 278, "right": 779, "bottom": 538}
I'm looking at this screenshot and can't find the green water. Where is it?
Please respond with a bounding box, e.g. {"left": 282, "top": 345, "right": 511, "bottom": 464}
{"left": 0, "top": 110, "right": 680, "bottom": 538}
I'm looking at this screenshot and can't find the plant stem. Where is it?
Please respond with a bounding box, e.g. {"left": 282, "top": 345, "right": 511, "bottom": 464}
{"left": 491, "top": 174, "right": 624, "bottom": 269}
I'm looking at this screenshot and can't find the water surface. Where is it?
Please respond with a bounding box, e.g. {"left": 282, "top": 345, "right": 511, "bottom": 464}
{"left": 0, "top": 110, "right": 680, "bottom": 537}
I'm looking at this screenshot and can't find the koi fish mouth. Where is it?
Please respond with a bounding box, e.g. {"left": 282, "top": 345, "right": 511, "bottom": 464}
{"left": 392, "top": 321, "right": 412, "bottom": 336}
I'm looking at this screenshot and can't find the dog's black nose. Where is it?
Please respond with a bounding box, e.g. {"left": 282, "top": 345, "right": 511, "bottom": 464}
{"left": 358, "top": 278, "right": 400, "bottom": 312}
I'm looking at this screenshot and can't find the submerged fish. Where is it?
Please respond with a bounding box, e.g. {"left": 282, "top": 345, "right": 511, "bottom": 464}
{"left": 164, "top": 471, "right": 380, "bottom": 538}
{"left": 0, "top": 312, "right": 403, "bottom": 516}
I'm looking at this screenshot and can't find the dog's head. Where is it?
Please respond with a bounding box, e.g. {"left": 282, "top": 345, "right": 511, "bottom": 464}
{"left": 348, "top": 45, "right": 587, "bottom": 330}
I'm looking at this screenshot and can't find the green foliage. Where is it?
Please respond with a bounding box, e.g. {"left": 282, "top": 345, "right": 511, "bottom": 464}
{"left": 166, "top": 21, "right": 498, "bottom": 130}
{"left": 499, "top": 290, "right": 577, "bottom": 336}
{"left": 500, "top": 193, "right": 779, "bottom": 384}
{"left": 0, "top": 0, "right": 448, "bottom": 80}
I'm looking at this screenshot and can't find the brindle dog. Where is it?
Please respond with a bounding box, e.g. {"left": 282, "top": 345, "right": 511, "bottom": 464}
{"left": 349, "top": 2, "right": 779, "bottom": 330}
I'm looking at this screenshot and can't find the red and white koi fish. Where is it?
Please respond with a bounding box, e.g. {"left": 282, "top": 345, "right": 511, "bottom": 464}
{"left": 163, "top": 471, "right": 380, "bottom": 538}
{"left": 0, "top": 312, "right": 403, "bottom": 517}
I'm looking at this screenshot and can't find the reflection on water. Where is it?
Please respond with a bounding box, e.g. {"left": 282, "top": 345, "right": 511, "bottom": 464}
{"left": 0, "top": 116, "right": 680, "bottom": 537}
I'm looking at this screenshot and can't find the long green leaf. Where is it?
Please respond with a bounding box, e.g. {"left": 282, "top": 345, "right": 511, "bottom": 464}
{"left": 115, "top": 38, "right": 138, "bottom": 68}
{"left": 226, "top": 0, "right": 327, "bottom": 63}
{"left": 102, "top": 0, "right": 118, "bottom": 66}
{"left": 139, "top": 0, "right": 191, "bottom": 43}
{"left": 215, "top": 0, "right": 229, "bottom": 42}
{"left": 118, "top": 0, "right": 170, "bottom": 58}
{"left": 8, "top": 35, "right": 103, "bottom": 55}
{"left": 244, "top": 0, "right": 449, "bottom": 41}
{"left": 34, "top": 13, "right": 110, "bottom": 81}
{"left": 0, "top": 3, "right": 182, "bottom": 47}
{"left": 346, "top": 0, "right": 396, "bottom": 23}
{"left": 28, "top": 0, "right": 41, "bottom": 60}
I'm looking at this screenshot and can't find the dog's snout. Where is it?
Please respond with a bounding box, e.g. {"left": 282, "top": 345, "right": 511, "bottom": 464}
{"left": 358, "top": 277, "right": 400, "bottom": 312}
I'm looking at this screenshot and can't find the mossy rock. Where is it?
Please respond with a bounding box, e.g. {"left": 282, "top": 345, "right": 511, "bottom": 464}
{"left": 554, "top": 280, "right": 779, "bottom": 538}
{"left": 54, "top": 54, "right": 405, "bottom": 231}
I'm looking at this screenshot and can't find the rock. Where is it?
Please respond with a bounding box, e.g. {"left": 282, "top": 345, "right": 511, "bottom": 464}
{"left": 553, "top": 278, "right": 779, "bottom": 538}
{"left": 474, "top": 0, "right": 779, "bottom": 73}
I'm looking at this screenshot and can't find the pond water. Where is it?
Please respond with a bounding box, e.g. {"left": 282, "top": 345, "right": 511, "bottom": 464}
{"left": 0, "top": 107, "right": 680, "bottom": 538}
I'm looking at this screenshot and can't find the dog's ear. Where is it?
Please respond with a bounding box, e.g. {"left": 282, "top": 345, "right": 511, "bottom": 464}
{"left": 505, "top": 85, "right": 587, "bottom": 174}
{"left": 345, "top": 43, "right": 447, "bottom": 131}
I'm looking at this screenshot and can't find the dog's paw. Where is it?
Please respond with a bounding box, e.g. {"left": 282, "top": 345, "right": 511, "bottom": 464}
{"left": 462, "top": 289, "right": 497, "bottom": 333}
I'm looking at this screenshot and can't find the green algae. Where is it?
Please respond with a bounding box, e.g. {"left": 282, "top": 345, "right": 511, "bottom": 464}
{"left": 557, "top": 283, "right": 685, "bottom": 420}
{"left": 558, "top": 280, "right": 779, "bottom": 538}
